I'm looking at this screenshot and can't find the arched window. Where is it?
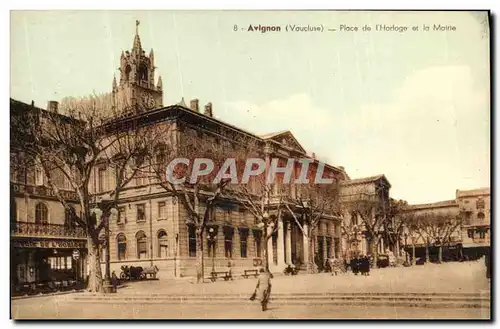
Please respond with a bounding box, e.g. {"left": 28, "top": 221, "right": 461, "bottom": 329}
{"left": 117, "top": 234, "right": 127, "bottom": 260}
{"left": 136, "top": 231, "right": 147, "bottom": 259}
{"left": 478, "top": 212, "right": 485, "bottom": 220}
{"left": 157, "top": 230, "right": 168, "bottom": 258}
{"left": 64, "top": 205, "right": 76, "bottom": 228}
{"left": 35, "top": 203, "right": 48, "bottom": 224}
{"left": 125, "top": 65, "right": 132, "bottom": 81}
{"left": 138, "top": 64, "right": 148, "bottom": 82}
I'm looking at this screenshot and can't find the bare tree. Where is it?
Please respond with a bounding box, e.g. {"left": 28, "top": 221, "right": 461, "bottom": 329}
{"left": 348, "top": 197, "right": 386, "bottom": 265}
{"left": 229, "top": 173, "right": 286, "bottom": 272}
{"left": 148, "top": 125, "right": 250, "bottom": 283}
{"left": 284, "top": 180, "right": 341, "bottom": 273}
{"left": 414, "top": 212, "right": 462, "bottom": 264}
{"left": 12, "top": 96, "right": 161, "bottom": 292}
{"left": 384, "top": 198, "right": 409, "bottom": 257}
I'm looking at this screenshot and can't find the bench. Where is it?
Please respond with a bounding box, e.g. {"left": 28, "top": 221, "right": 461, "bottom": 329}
{"left": 210, "top": 271, "right": 232, "bottom": 282}
{"left": 242, "top": 269, "right": 259, "bottom": 279}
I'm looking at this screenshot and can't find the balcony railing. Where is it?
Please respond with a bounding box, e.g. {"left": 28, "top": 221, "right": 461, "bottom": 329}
{"left": 11, "top": 221, "right": 87, "bottom": 239}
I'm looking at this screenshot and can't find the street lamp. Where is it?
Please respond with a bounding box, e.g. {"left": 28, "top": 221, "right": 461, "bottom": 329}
{"left": 258, "top": 211, "right": 271, "bottom": 272}
{"left": 207, "top": 227, "right": 217, "bottom": 275}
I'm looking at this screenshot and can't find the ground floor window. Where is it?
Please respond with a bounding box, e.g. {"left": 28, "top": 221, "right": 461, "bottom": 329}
{"left": 188, "top": 226, "right": 196, "bottom": 257}
{"left": 158, "top": 230, "right": 168, "bottom": 258}
{"left": 326, "top": 237, "right": 332, "bottom": 259}
{"left": 224, "top": 226, "right": 234, "bottom": 259}
{"left": 136, "top": 231, "right": 148, "bottom": 259}
{"left": 253, "top": 230, "right": 262, "bottom": 258}
{"left": 117, "top": 234, "right": 127, "bottom": 260}
{"left": 239, "top": 229, "right": 249, "bottom": 258}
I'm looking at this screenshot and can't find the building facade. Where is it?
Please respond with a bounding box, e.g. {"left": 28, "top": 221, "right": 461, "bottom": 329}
{"left": 340, "top": 175, "right": 392, "bottom": 258}
{"left": 402, "top": 187, "right": 490, "bottom": 262}
{"left": 456, "top": 187, "right": 491, "bottom": 258}
{"left": 10, "top": 99, "right": 87, "bottom": 292}
{"left": 11, "top": 22, "right": 404, "bottom": 288}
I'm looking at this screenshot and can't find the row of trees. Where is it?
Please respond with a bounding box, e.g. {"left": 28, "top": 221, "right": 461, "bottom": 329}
{"left": 11, "top": 96, "right": 463, "bottom": 293}
{"left": 12, "top": 97, "right": 348, "bottom": 291}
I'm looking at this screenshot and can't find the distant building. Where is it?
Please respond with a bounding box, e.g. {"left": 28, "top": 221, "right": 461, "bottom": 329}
{"left": 456, "top": 187, "right": 490, "bottom": 257}
{"left": 402, "top": 187, "right": 490, "bottom": 263}
{"left": 340, "top": 174, "right": 392, "bottom": 258}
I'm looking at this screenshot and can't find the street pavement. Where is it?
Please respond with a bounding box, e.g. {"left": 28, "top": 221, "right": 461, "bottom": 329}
{"left": 112, "top": 260, "right": 491, "bottom": 296}
{"left": 10, "top": 295, "right": 490, "bottom": 319}
{"left": 11, "top": 260, "right": 490, "bottom": 319}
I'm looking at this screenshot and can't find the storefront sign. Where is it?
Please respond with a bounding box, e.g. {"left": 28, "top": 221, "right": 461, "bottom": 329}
{"left": 11, "top": 183, "right": 78, "bottom": 201}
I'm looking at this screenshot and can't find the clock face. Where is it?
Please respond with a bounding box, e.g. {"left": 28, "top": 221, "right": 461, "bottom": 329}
{"left": 142, "top": 93, "right": 156, "bottom": 109}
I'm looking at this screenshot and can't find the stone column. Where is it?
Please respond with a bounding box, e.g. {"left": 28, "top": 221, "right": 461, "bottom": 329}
{"left": 303, "top": 223, "right": 309, "bottom": 266}
{"left": 323, "top": 236, "right": 327, "bottom": 261}
{"left": 285, "top": 221, "right": 292, "bottom": 265}
{"left": 276, "top": 217, "right": 286, "bottom": 271}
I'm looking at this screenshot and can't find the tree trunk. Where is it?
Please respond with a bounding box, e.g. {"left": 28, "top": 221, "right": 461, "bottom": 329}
{"left": 371, "top": 240, "right": 379, "bottom": 267}
{"left": 438, "top": 245, "right": 443, "bottom": 264}
{"left": 86, "top": 236, "right": 103, "bottom": 293}
{"left": 307, "top": 237, "right": 317, "bottom": 274}
{"left": 411, "top": 243, "right": 416, "bottom": 266}
{"left": 425, "top": 241, "right": 430, "bottom": 263}
{"left": 195, "top": 229, "right": 204, "bottom": 283}
{"left": 264, "top": 236, "right": 270, "bottom": 272}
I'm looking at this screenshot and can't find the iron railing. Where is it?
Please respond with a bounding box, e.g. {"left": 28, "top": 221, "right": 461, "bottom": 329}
{"left": 11, "top": 221, "right": 87, "bottom": 239}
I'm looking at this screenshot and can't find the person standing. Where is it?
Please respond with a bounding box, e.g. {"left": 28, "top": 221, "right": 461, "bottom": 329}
{"left": 251, "top": 268, "right": 272, "bottom": 311}
{"left": 351, "top": 255, "right": 359, "bottom": 275}
{"left": 485, "top": 249, "right": 491, "bottom": 280}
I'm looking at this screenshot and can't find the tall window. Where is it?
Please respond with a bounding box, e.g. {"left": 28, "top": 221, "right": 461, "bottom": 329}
{"left": 64, "top": 205, "right": 76, "bottom": 228}
{"left": 240, "top": 229, "right": 249, "bottom": 258}
{"left": 97, "top": 167, "right": 106, "bottom": 192}
{"left": 467, "top": 229, "right": 474, "bottom": 239}
{"left": 117, "top": 234, "right": 127, "bottom": 260}
{"left": 157, "top": 230, "right": 168, "bottom": 258}
{"left": 254, "top": 230, "right": 262, "bottom": 258}
{"left": 188, "top": 226, "right": 197, "bottom": 257}
{"left": 479, "top": 230, "right": 486, "bottom": 239}
{"left": 326, "top": 237, "right": 332, "bottom": 259}
{"left": 136, "top": 204, "right": 146, "bottom": 222}
{"left": 35, "top": 203, "right": 48, "bottom": 224}
{"left": 35, "top": 166, "right": 44, "bottom": 186}
{"left": 224, "top": 227, "right": 233, "bottom": 259}
{"left": 136, "top": 231, "right": 147, "bottom": 259}
{"left": 118, "top": 207, "right": 126, "bottom": 224}
{"left": 158, "top": 202, "right": 166, "bottom": 220}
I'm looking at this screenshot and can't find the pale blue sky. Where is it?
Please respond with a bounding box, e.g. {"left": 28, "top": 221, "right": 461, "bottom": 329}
{"left": 10, "top": 10, "right": 490, "bottom": 204}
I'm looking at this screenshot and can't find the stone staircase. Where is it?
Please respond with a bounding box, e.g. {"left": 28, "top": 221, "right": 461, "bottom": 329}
{"left": 69, "top": 291, "right": 490, "bottom": 309}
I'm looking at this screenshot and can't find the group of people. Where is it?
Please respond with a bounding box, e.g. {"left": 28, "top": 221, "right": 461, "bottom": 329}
{"left": 350, "top": 255, "right": 371, "bottom": 276}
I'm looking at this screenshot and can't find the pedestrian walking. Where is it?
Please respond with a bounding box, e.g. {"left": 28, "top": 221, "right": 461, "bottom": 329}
{"left": 111, "top": 271, "right": 119, "bottom": 291}
{"left": 485, "top": 249, "right": 491, "bottom": 280}
{"left": 250, "top": 267, "right": 272, "bottom": 311}
{"left": 351, "top": 255, "right": 359, "bottom": 275}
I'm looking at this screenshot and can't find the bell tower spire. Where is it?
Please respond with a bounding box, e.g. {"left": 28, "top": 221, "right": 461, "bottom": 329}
{"left": 133, "top": 20, "right": 142, "bottom": 53}
{"left": 113, "top": 20, "right": 163, "bottom": 113}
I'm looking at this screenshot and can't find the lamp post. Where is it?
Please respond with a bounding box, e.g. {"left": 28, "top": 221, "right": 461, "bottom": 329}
{"left": 91, "top": 196, "right": 118, "bottom": 293}
{"left": 207, "top": 227, "right": 217, "bottom": 274}
{"left": 257, "top": 211, "right": 271, "bottom": 272}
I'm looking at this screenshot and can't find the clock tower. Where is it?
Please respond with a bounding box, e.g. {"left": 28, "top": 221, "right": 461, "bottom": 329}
{"left": 112, "top": 20, "right": 163, "bottom": 113}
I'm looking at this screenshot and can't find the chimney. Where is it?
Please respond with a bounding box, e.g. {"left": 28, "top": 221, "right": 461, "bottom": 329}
{"left": 190, "top": 99, "right": 199, "bottom": 112}
{"left": 338, "top": 166, "right": 345, "bottom": 171}
{"left": 311, "top": 152, "right": 316, "bottom": 160}
{"left": 47, "top": 101, "right": 59, "bottom": 113}
{"left": 204, "top": 102, "right": 213, "bottom": 117}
